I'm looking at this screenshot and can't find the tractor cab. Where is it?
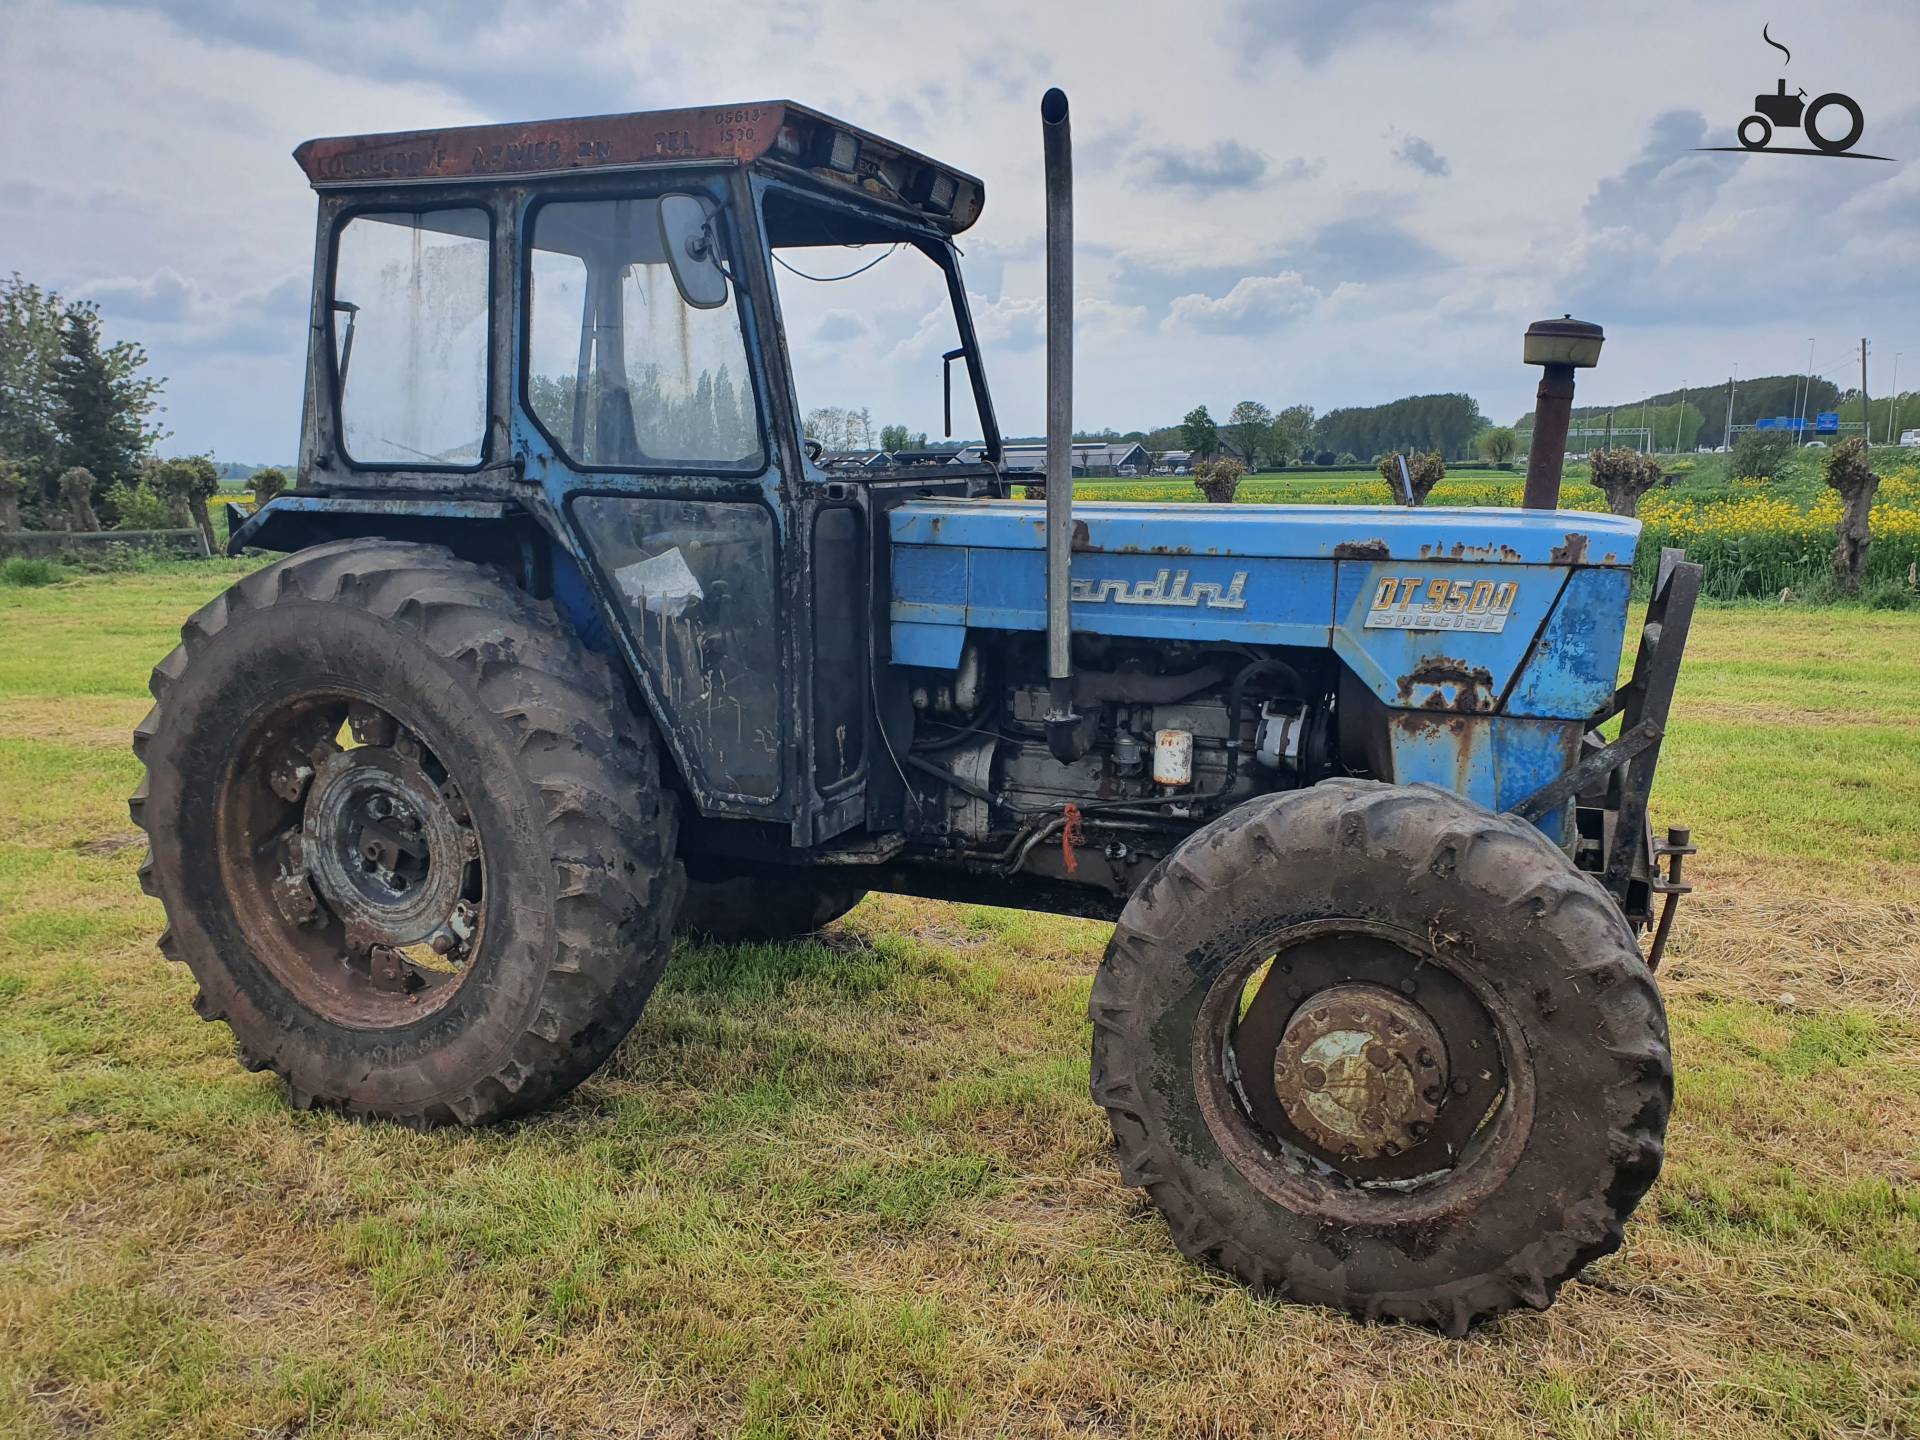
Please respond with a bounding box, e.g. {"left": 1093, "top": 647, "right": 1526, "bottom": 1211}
{"left": 247, "top": 102, "right": 1007, "bottom": 843}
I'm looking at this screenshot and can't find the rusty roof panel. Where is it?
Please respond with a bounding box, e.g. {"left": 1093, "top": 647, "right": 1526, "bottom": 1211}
{"left": 292, "top": 101, "right": 985, "bottom": 231}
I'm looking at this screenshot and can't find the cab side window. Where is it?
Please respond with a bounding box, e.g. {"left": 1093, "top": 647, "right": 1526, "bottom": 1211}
{"left": 332, "top": 208, "right": 490, "bottom": 467}
{"left": 526, "top": 197, "right": 760, "bottom": 469}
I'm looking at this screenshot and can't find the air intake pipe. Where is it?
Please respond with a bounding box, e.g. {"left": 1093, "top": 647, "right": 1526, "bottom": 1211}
{"left": 1040, "top": 87, "right": 1083, "bottom": 763}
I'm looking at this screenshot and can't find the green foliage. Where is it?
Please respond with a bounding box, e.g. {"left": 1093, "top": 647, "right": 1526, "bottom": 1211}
{"left": 1180, "top": 404, "right": 1218, "bottom": 457}
{"left": 1733, "top": 430, "right": 1793, "bottom": 480}
{"left": 879, "top": 423, "right": 911, "bottom": 452}
{"left": 0, "top": 275, "right": 66, "bottom": 491}
{"left": 1224, "top": 401, "right": 1271, "bottom": 470}
{"left": 1192, "top": 455, "right": 1244, "bottom": 504}
{"left": 1823, "top": 436, "right": 1877, "bottom": 495}
{"left": 0, "top": 555, "right": 66, "bottom": 587}
{"left": 1376, "top": 450, "right": 1445, "bottom": 505}
{"left": 105, "top": 478, "right": 180, "bottom": 531}
{"left": 0, "top": 454, "right": 24, "bottom": 495}
{"left": 1316, "top": 393, "right": 1485, "bottom": 461}
{"left": 50, "top": 302, "right": 165, "bottom": 497}
{"left": 1476, "top": 426, "right": 1518, "bottom": 466}
{"left": 1521, "top": 376, "right": 1840, "bottom": 449}
{"left": 1588, "top": 447, "right": 1667, "bottom": 516}
{"left": 151, "top": 454, "right": 220, "bottom": 503}
{"left": 247, "top": 467, "right": 289, "bottom": 507}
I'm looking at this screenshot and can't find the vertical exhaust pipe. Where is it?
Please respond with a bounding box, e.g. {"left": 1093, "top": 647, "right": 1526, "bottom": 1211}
{"left": 1521, "top": 316, "right": 1604, "bottom": 510}
{"left": 1041, "top": 86, "right": 1083, "bottom": 763}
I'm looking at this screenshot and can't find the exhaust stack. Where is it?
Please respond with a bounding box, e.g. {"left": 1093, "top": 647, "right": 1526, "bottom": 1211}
{"left": 1522, "top": 316, "right": 1604, "bottom": 510}
{"left": 1041, "top": 87, "right": 1082, "bottom": 763}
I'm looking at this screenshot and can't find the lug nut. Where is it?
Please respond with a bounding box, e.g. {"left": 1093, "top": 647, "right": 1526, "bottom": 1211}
{"left": 1417, "top": 1048, "right": 1436, "bottom": 1068}
{"left": 1451, "top": 1077, "right": 1470, "bottom": 1094}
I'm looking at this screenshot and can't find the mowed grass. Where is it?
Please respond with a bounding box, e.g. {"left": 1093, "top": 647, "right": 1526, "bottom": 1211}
{"left": 2, "top": 562, "right": 1917, "bottom": 1439}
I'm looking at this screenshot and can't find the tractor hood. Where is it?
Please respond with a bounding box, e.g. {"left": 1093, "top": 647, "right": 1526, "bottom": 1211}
{"left": 889, "top": 499, "right": 1637, "bottom": 567}
{"left": 889, "top": 499, "right": 1640, "bottom": 727}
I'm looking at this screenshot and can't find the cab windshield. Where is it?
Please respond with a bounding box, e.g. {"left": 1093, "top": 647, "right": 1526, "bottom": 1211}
{"left": 763, "top": 188, "right": 993, "bottom": 472}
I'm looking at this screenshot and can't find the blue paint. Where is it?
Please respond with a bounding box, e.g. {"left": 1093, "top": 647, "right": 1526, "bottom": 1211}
{"left": 1507, "top": 566, "right": 1631, "bottom": 719}
{"left": 1388, "top": 715, "right": 1582, "bottom": 845}
{"left": 889, "top": 498, "right": 1641, "bottom": 567}
{"left": 1331, "top": 560, "right": 1569, "bottom": 712}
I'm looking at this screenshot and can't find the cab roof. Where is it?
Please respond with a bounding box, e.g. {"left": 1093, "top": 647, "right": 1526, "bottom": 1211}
{"left": 293, "top": 100, "right": 984, "bottom": 232}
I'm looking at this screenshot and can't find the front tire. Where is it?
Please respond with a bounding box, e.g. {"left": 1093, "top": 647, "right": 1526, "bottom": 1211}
{"left": 1089, "top": 780, "right": 1670, "bottom": 1333}
{"left": 130, "top": 540, "right": 681, "bottom": 1126}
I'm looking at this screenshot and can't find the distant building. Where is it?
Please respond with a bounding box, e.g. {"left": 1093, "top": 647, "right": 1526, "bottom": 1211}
{"left": 997, "top": 441, "right": 1146, "bottom": 477}
{"left": 887, "top": 444, "right": 973, "bottom": 467}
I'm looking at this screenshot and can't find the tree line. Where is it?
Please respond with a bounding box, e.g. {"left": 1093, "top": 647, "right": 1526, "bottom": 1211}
{"left": 0, "top": 273, "right": 277, "bottom": 548}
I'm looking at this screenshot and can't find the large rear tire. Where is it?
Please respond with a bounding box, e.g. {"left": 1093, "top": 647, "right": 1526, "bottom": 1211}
{"left": 130, "top": 540, "right": 681, "bottom": 1126}
{"left": 1089, "top": 779, "right": 1670, "bottom": 1333}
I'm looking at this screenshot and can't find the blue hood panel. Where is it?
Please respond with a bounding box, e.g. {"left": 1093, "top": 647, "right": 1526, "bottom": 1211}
{"left": 888, "top": 500, "right": 1640, "bottom": 568}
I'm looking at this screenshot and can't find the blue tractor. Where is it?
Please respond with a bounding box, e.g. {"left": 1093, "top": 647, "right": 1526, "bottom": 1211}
{"left": 132, "top": 91, "right": 1699, "bottom": 1331}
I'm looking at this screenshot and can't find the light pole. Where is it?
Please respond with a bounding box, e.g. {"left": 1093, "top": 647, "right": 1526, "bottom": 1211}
{"left": 1889, "top": 352, "right": 1903, "bottom": 444}
{"left": 1795, "top": 338, "right": 1815, "bottom": 446}
{"left": 1724, "top": 365, "right": 1738, "bottom": 452}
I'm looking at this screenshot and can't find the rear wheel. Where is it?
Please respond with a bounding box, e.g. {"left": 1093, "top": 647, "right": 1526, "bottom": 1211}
{"left": 676, "top": 869, "right": 866, "bottom": 943}
{"left": 130, "top": 540, "right": 681, "bottom": 1125}
{"left": 1089, "top": 780, "right": 1670, "bottom": 1332}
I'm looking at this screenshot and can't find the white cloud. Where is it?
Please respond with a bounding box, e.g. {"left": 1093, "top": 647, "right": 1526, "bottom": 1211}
{"left": 1166, "top": 273, "right": 1321, "bottom": 333}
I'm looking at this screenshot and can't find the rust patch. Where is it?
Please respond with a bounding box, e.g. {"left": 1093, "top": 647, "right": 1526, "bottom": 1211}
{"left": 1333, "top": 539, "right": 1390, "bottom": 560}
{"left": 1395, "top": 657, "right": 1496, "bottom": 713}
{"left": 1550, "top": 532, "right": 1590, "bottom": 565}
{"left": 1070, "top": 519, "right": 1093, "bottom": 552}
{"left": 1418, "top": 541, "right": 1524, "bottom": 562}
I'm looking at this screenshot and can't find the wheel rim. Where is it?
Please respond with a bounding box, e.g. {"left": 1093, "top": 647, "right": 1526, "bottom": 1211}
{"left": 215, "top": 693, "right": 486, "bottom": 1028}
{"left": 1193, "top": 919, "right": 1535, "bottom": 1218}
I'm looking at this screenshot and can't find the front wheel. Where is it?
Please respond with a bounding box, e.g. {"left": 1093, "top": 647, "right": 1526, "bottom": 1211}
{"left": 1089, "top": 780, "right": 1670, "bottom": 1333}
{"left": 130, "top": 540, "right": 682, "bottom": 1126}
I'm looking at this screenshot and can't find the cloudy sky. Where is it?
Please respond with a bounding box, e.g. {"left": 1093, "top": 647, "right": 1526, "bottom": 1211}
{"left": 4, "top": 0, "right": 1916, "bottom": 462}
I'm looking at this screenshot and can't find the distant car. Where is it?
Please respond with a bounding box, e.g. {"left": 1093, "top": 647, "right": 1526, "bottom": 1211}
{"left": 1901, "top": 429, "right": 1920, "bottom": 446}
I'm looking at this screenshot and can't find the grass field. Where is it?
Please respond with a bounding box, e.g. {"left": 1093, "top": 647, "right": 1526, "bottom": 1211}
{"left": 3, "top": 562, "right": 1918, "bottom": 1438}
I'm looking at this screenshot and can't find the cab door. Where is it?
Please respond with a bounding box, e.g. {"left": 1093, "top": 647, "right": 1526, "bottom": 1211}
{"left": 515, "top": 185, "right": 798, "bottom": 824}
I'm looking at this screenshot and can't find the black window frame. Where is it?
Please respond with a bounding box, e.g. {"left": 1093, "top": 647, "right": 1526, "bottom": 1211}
{"left": 518, "top": 184, "right": 770, "bottom": 477}
{"left": 326, "top": 199, "right": 498, "bottom": 475}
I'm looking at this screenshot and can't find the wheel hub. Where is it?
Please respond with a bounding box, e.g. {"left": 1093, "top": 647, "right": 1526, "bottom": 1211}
{"left": 1274, "top": 984, "right": 1447, "bottom": 1161}
{"left": 301, "top": 745, "right": 470, "bottom": 950}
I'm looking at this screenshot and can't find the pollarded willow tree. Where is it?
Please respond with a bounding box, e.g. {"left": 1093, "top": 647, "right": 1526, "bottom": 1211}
{"left": 1822, "top": 437, "right": 1879, "bottom": 593}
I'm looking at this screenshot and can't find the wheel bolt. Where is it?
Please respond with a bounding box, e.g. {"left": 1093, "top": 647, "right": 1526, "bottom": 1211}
{"left": 1408, "top": 1121, "right": 1430, "bottom": 1139}
{"left": 1451, "top": 1077, "right": 1470, "bottom": 1094}
{"left": 1366, "top": 1045, "right": 1393, "bottom": 1070}
{"left": 1424, "top": 1084, "right": 1445, "bottom": 1104}
{"left": 1398, "top": 978, "right": 1416, "bottom": 995}
{"left": 430, "top": 930, "right": 455, "bottom": 956}
{"left": 1417, "top": 1048, "right": 1436, "bottom": 1068}
{"left": 1301, "top": 1065, "right": 1326, "bottom": 1091}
